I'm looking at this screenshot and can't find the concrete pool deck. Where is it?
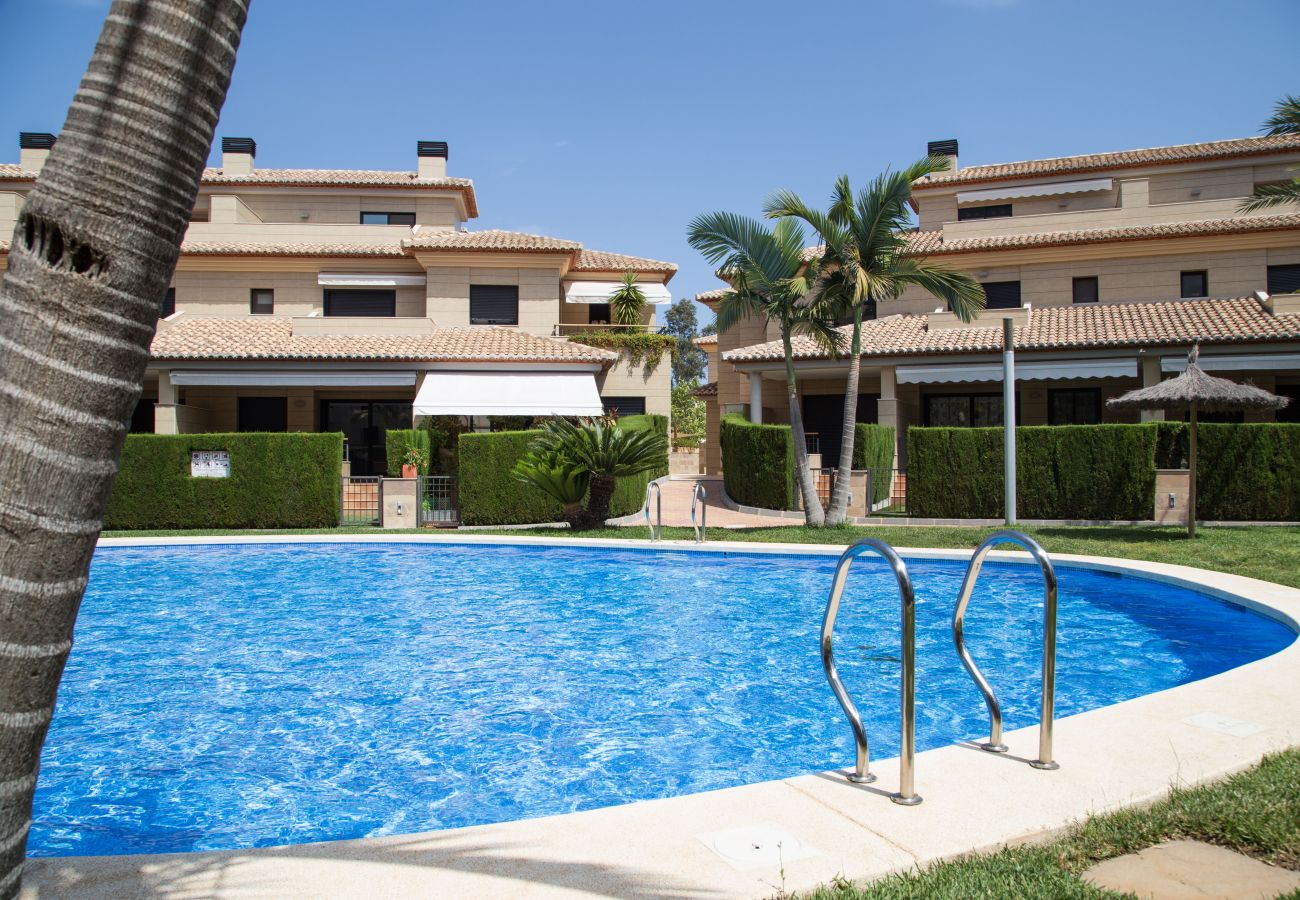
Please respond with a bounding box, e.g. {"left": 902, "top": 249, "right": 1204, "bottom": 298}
{"left": 20, "top": 535, "right": 1300, "bottom": 899}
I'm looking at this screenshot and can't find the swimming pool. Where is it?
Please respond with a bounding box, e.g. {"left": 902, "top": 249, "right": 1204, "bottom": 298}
{"left": 30, "top": 541, "right": 1295, "bottom": 857}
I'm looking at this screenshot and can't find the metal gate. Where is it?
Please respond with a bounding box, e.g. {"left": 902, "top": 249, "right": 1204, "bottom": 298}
{"left": 341, "top": 476, "right": 382, "bottom": 526}
{"left": 418, "top": 476, "right": 459, "bottom": 527}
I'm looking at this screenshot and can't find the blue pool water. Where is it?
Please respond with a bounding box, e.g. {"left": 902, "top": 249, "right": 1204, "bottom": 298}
{"left": 30, "top": 542, "right": 1294, "bottom": 857}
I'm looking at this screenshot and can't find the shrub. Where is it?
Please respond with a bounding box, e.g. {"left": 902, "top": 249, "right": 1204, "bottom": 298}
{"left": 384, "top": 428, "right": 431, "bottom": 476}
{"left": 908, "top": 425, "right": 1157, "bottom": 520}
{"left": 720, "top": 413, "right": 796, "bottom": 510}
{"left": 851, "top": 423, "right": 896, "bottom": 504}
{"left": 106, "top": 432, "right": 342, "bottom": 529}
{"left": 1195, "top": 423, "right": 1300, "bottom": 520}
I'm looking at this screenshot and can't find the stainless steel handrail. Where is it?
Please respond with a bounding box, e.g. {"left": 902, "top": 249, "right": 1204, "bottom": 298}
{"left": 644, "top": 481, "right": 662, "bottom": 542}
{"left": 952, "top": 530, "right": 1059, "bottom": 770}
{"left": 821, "top": 538, "right": 921, "bottom": 806}
{"left": 690, "top": 481, "right": 707, "bottom": 543}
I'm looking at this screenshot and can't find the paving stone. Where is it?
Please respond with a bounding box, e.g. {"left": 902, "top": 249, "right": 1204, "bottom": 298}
{"left": 1082, "top": 840, "right": 1300, "bottom": 899}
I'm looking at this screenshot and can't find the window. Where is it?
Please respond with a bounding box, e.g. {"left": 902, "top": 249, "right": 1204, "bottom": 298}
{"left": 1180, "top": 270, "right": 1208, "bottom": 298}
{"left": 588, "top": 303, "right": 611, "bottom": 324}
{"left": 603, "top": 397, "right": 646, "bottom": 417}
{"left": 1277, "top": 385, "right": 1300, "bottom": 423}
{"left": 1048, "top": 388, "right": 1102, "bottom": 425}
{"left": 323, "top": 289, "right": 396, "bottom": 317}
{"left": 1267, "top": 264, "right": 1300, "bottom": 295}
{"left": 250, "top": 288, "right": 274, "bottom": 315}
{"left": 128, "top": 398, "right": 155, "bottom": 434}
{"left": 360, "top": 211, "right": 416, "bottom": 226}
{"left": 924, "top": 393, "right": 1008, "bottom": 428}
{"left": 981, "top": 281, "right": 1022, "bottom": 310}
{"left": 957, "top": 203, "right": 1012, "bottom": 221}
{"left": 238, "top": 397, "right": 288, "bottom": 432}
{"left": 1072, "top": 276, "right": 1099, "bottom": 304}
{"left": 161, "top": 287, "right": 175, "bottom": 318}
{"left": 469, "top": 285, "right": 519, "bottom": 325}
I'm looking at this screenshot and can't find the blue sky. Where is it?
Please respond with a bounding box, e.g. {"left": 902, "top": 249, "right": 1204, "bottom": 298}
{"left": 2, "top": 0, "right": 1297, "bottom": 326}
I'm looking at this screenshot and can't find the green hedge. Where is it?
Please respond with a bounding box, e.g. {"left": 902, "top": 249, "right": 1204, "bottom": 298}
{"left": 1155, "top": 422, "right": 1300, "bottom": 520}
{"left": 908, "top": 425, "right": 1157, "bottom": 520}
{"left": 720, "top": 414, "right": 797, "bottom": 510}
{"left": 851, "top": 423, "right": 897, "bottom": 504}
{"left": 384, "top": 428, "right": 431, "bottom": 476}
{"left": 106, "top": 432, "right": 342, "bottom": 529}
{"left": 458, "top": 419, "right": 670, "bottom": 526}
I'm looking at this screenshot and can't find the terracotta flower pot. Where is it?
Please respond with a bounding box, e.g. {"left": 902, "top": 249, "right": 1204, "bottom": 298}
{"left": 401, "top": 464, "right": 418, "bottom": 479}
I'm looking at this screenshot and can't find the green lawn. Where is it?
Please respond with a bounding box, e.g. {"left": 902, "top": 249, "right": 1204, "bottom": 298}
{"left": 101, "top": 524, "right": 1300, "bottom": 590}
{"left": 797, "top": 748, "right": 1300, "bottom": 899}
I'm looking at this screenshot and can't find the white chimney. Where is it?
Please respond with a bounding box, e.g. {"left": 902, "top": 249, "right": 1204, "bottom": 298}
{"left": 418, "top": 140, "right": 448, "bottom": 179}
{"left": 221, "top": 136, "right": 256, "bottom": 174}
{"left": 18, "top": 132, "right": 55, "bottom": 173}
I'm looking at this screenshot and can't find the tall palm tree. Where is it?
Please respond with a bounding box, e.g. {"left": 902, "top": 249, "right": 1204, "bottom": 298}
{"left": 0, "top": 2, "right": 249, "bottom": 893}
{"left": 1240, "top": 94, "right": 1300, "bottom": 213}
{"left": 767, "top": 160, "right": 985, "bottom": 525}
{"left": 687, "top": 213, "right": 843, "bottom": 525}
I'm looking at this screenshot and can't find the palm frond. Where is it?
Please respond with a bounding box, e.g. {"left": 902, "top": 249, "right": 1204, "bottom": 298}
{"left": 1238, "top": 179, "right": 1300, "bottom": 213}
{"left": 1263, "top": 94, "right": 1300, "bottom": 136}
{"left": 893, "top": 259, "right": 986, "bottom": 322}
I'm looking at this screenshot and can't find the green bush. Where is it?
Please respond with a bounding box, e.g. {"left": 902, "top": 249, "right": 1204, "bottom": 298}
{"left": 1193, "top": 423, "right": 1300, "bottom": 520}
{"left": 908, "top": 425, "right": 1157, "bottom": 519}
{"left": 851, "top": 423, "right": 896, "bottom": 504}
{"left": 384, "top": 428, "right": 431, "bottom": 476}
{"left": 458, "top": 422, "right": 670, "bottom": 526}
{"left": 106, "top": 432, "right": 342, "bottom": 529}
{"left": 720, "top": 413, "right": 797, "bottom": 510}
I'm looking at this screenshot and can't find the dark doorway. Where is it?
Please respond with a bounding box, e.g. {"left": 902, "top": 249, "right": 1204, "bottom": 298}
{"left": 802, "top": 394, "right": 878, "bottom": 467}
{"left": 321, "top": 400, "right": 411, "bottom": 475}
{"left": 238, "top": 397, "right": 288, "bottom": 432}
{"left": 129, "top": 399, "right": 156, "bottom": 433}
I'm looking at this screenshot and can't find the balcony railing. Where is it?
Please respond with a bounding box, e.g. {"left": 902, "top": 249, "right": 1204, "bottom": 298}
{"left": 552, "top": 323, "right": 658, "bottom": 337}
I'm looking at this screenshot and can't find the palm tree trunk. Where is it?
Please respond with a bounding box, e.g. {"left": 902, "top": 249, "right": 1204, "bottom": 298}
{"left": 0, "top": 2, "right": 248, "bottom": 894}
{"left": 826, "top": 305, "right": 863, "bottom": 525}
{"left": 783, "top": 330, "right": 825, "bottom": 526}
{"left": 586, "top": 474, "right": 617, "bottom": 526}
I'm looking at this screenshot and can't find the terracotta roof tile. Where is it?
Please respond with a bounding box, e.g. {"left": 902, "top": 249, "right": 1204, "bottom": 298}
{"left": 150, "top": 317, "right": 617, "bottom": 364}
{"left": 722, "top": 297, "right": 1300, "bottom": 363}
{"left": 0, "top": 165, "right": 480, "bottom": 216}
{"left": 402, "top": 229, "right": 581, "bottom": 252}
{"left": 181, "top": 241, "right": 407, "bottom": 257}
{"left": 904, "top": 213, "right": 1300, "bottom": 256}
{"left": 691, "top": 381, "right": 718, "bottom": 397}
{"left": 572, "top": 248, "right": 677, "bottom": 274}
{"left": 915, "top": 134, "right": 1300, "bottom": 188}
{"left": 695, "top": 288, "right": 729, "bottom": 302}
{"left": 693, "top": 334, "right": 718, "bottom": 346}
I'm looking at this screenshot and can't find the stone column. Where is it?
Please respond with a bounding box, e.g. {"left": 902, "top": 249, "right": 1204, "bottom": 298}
{"left": 153, "top": 370, "right": 178, "bottom": 434}
{"left": 749, "top": 373, "right": 763, "bottom": 424}
{"left": 1140, "top": 356, "right": 1165, "bottom": 422}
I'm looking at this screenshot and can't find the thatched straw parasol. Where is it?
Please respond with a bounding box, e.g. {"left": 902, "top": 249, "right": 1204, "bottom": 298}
{"left": 1107, "top": 345, "right": 1290, "bottom": 537}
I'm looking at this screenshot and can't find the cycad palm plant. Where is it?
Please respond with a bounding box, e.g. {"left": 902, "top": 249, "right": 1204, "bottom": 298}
{"left": 687, "top": 214, "right": 844, "bottom": 525}
{"left": 511, "top": 448, "right": 591, "bottom": 528}
{"left": 1240, "top": 95, "right": 1300, "bottom": 213}
{"left": 530, "top": 418, "right": 668, "bottom": 526}
{"left": 766, "top": 159, "right": 985, "bottom": 524}
{"left": 607, "top": 271, "right": 649, "bottom": 326}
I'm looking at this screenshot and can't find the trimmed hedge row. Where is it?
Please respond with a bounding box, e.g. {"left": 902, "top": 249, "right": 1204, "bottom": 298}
{"left": 384, "top": 428, "right": 432, "bottom": 476}
{"left": 1155, "top": 422, "right": 1300, "bottom": 521}
{"left": 458, "top": 419, "right": 670, "bottom": 526}
{"left": 851, "top": 423, "right": 897, "bottom": 504}
{"left": 908, "top": 425, "right": 1158, "bottom": 520}
{"left": 106, "top": 432, "right": 342, "bottom": 529}
{"left": 720, "top": 414, "right": 797, "bottom": 510}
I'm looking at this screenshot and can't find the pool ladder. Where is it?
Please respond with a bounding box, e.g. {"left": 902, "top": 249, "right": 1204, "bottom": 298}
{"left": 820, "top": 530, "right": 1059, "bottom": 806}
{"left": 644, "top": 481, "right": 662, "bottom": 542}
{"left": 690, "top": 481, "right": 707, "bottom": 544}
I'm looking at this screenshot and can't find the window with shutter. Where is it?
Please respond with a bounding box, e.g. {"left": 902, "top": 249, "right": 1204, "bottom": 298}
{"left": 323, "top": 289, "right": 396, "bottom": 317}
{"left": 469, "top": 285, "right": 519, "bottom": 325}
{"left": 161, "top": 287, "right": 176, "bottom": 318}
{"left": 981, "top": 281, "right": 1022, "bottom": 309}
{"left": 957, "top": 204, "right": 1012, "bottom": 221}
{"left": 1267, "top": 264, "right": 1300, "bottom": 295}
{"left": 603, "top": 397, "right": 646, "bottom": 417}
{"left": 1072, "top": 277, "right": 1099, "bottom": 304}
{"left": 1180, "top": 271, "right": 1208, "bottom": 298}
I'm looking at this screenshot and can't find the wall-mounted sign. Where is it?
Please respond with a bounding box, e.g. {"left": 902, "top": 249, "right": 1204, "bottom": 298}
{"left": 191, "top": 450, "right": 231, "bottom": 478}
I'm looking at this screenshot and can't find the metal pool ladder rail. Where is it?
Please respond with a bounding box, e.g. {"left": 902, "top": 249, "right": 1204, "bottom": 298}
{"left": 952, "top": 530, "right": 1059, "bottom": 770}
{"left": 644, "top": 481, "right": 662, "bottom": 542}
{"left": 821, "top": 538, "right": 921, "bottom": 805}
{"left": 690, "top": 481, "right": 707, "bottom": 543}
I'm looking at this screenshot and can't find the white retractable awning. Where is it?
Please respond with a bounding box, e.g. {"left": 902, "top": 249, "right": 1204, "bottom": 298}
{"left": 168, "top": 371, "right": 416, "bottom": 387}
{"left": 897, "top": 358, "right": 1136, "bottom": 384}
{"left": 317, "top": 272, "right": 427, "bottom": 287}
{"left": 413, "top": 371, "right": 604, "bottom": 417}
{"left": 1162, "top": 352, "right": 1300, "bottom": 373}
{"left": 564, "top": 281, "right": 674, "bottom": 305}
{"left": 956, "top": 178, "right": 1113, "bottom": 205}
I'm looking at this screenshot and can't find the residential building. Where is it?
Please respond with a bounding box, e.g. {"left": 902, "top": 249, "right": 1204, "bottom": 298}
{"left": 696, "top": 133, "right": 1300, "bottom": 477}
{"left": 0, "top": 134, "right": 676, "bottom": 474}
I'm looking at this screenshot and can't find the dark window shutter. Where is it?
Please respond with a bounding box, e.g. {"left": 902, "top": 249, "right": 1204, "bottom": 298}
{"left": 1072, "top": 277, "right": 1099, "bottom": 304}
{"left": 161, "top": 287, "right": 176, "bottom": 318}
{"left": 470, "top": 285, "right": 519, "bottom": 325}
{"left": 324, "top": 289, "right": 396, "bottom": 317}
{"left": 1267, "top": 264, "right": 1300, "bottom": 295}
{"left": 957, "top": 203, "right": 1012, "bottom": 221}
{"left": 250, "top": 289, "right": 274, "bottom": 315}
{"left": 603, "top": 396, "right": 646, "bottom": 417}
{"left": 982, "top": 281, "right": 1022, "bottom": 309}
{"left": 238, "top": 397, "right": 288, "bottom": 432}
{"left": 1180, "top": 271, "right": 1208, "bottom": 298}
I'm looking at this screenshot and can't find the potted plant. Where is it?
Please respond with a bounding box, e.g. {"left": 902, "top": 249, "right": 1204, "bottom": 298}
{"left": 401, "top": 445, "right": 428, "bottom": 479}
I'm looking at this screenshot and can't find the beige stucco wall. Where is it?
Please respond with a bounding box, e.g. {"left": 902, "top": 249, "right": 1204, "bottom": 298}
{"left": 215, "top": 191, "right": 461, "bottom": 228}
{"left": 595, "top": 350, "right": 672, "bottom": 420}
{"left": 424, "top": 263, "right": 564, "bottom": 334}
{"left": 168, "top": 270, "right": 426, "bottom": 317}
